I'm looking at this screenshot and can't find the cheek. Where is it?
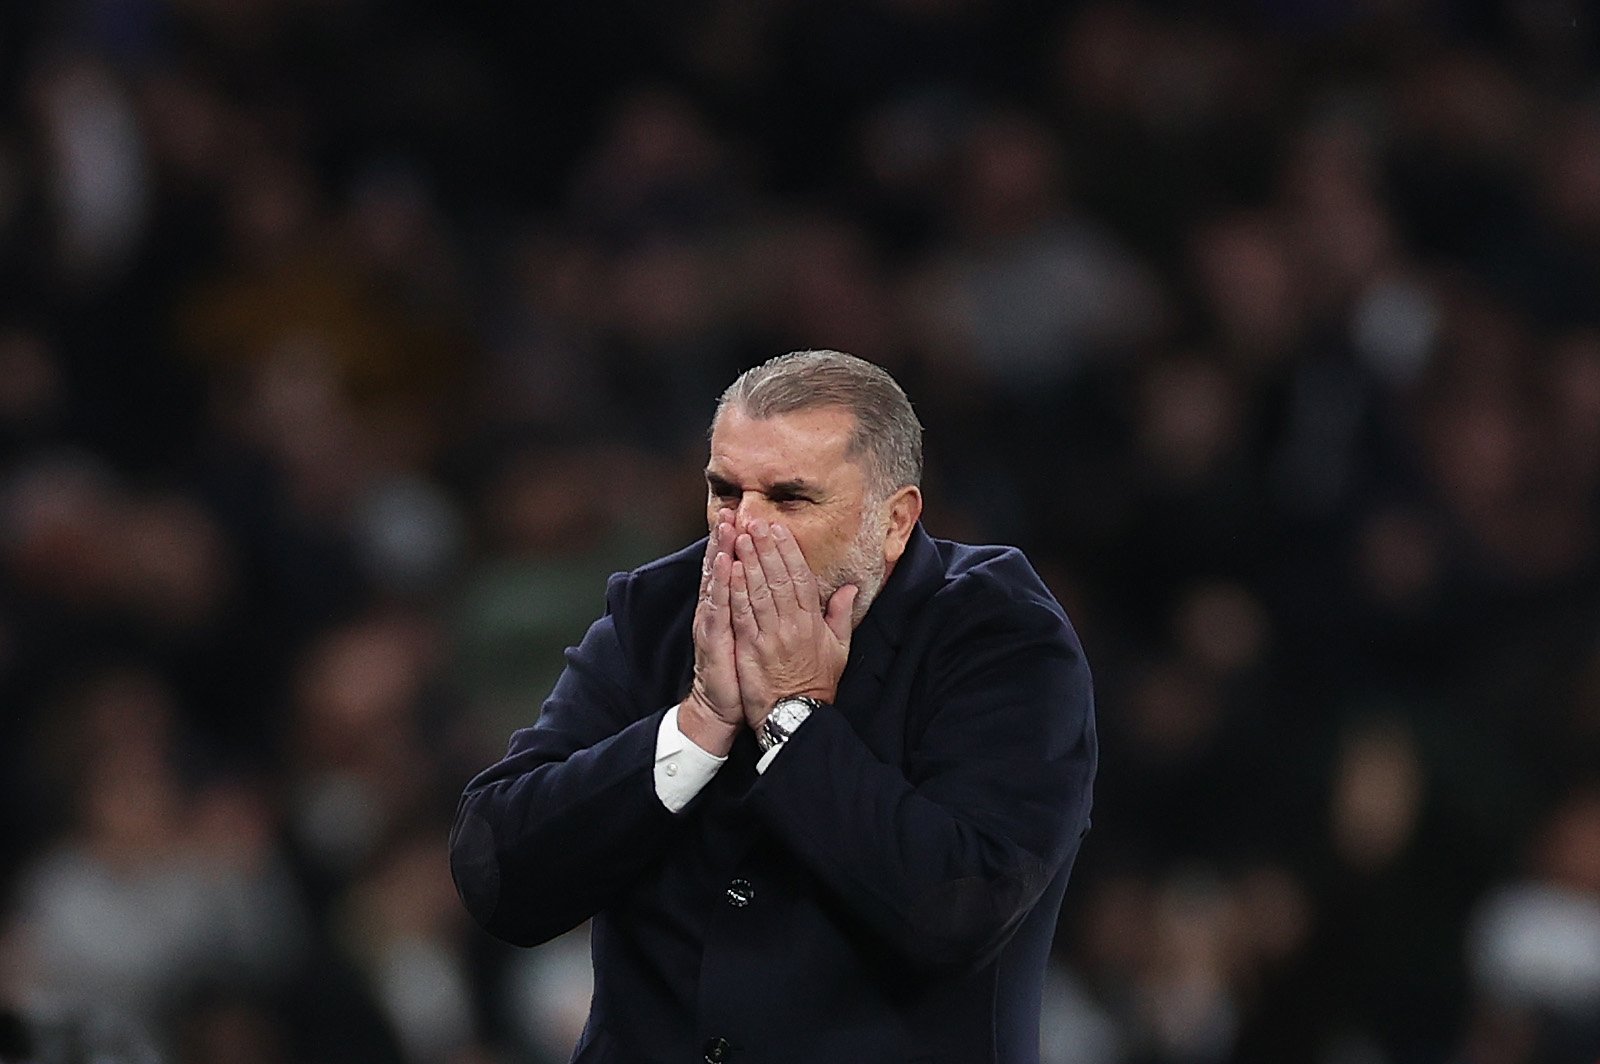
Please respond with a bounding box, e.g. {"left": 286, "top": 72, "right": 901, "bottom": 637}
{"left": 790, "top": 514, "right": 855, "bottom": 572}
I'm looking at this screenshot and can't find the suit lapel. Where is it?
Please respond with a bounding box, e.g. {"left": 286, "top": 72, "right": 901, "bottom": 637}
{"left": 832, "top": 524, "right": 942, "bottom": 760}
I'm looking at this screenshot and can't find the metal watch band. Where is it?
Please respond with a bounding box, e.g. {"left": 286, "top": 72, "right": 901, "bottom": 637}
{"left": 757, "top": 696, "right": 824, "bottom": 754}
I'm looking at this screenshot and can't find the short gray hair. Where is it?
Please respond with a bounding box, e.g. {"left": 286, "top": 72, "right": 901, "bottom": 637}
{"left": 715, "top": 350, "right": 923, "bottom": 500}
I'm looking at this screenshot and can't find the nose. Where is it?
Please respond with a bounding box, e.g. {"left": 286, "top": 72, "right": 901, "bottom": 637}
{"left": 733, "top": 493, "right": 777, "bottom": 531}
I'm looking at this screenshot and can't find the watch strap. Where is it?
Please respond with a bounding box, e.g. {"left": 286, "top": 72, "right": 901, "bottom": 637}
{"left": 757, "top": 696, "right": 824, "bottom": 754}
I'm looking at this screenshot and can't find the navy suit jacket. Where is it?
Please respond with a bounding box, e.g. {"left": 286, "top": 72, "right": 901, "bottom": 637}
{"left": 450, "top": 524, "right": 1097, "bottom": 1064}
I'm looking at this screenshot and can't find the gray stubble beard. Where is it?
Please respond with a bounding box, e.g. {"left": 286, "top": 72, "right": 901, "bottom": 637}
{"left": 816, "top": 504, "right": 891, "bottom": 629}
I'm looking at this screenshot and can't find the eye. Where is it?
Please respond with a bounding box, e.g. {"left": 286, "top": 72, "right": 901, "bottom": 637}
{"left": 769, "top": 493, "right": 813, "bottom": 511}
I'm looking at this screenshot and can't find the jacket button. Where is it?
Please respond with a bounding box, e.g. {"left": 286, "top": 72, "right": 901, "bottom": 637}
{"left": 725, "top": 878, "right": 754, "bottom": 907}
{"left": 703, "top": 1036, "right": 731, "bottom": 1062}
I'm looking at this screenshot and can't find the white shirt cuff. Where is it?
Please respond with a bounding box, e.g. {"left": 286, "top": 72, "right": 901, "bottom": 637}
{"left": 654, "top": 705, "right": 727, "bottom": 813}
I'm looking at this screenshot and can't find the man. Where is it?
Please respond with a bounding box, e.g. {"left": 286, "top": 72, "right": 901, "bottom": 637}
{"left": 450, "top": 350, "right": 1097, "bottom": 1063}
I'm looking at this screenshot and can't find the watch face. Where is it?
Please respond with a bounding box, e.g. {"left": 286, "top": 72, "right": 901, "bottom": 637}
{"left": 760, "top": 698, "right": 818, "bottom": 753}
{"left": 771, "top": 698, "right": 815, "bottom": 731}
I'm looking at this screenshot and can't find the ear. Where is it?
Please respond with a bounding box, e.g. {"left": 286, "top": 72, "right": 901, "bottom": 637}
{"left": 881, "top": 486, "right": 923, "bottom": 568}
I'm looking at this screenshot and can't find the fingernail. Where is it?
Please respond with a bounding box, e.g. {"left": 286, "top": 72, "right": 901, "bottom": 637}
{"left": 772, "top": 524, "right": 786, "bottom": 539}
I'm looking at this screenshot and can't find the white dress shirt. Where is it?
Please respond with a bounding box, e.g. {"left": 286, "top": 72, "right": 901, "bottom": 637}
{"left": 653, "top": 705, "right": 790, "bottom": 811}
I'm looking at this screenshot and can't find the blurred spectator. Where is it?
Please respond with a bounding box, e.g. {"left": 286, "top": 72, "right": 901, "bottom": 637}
{"left": 1467, "top": 789, "right": 1600, "bottom": 1064}
{"left": 285, "top": 610, "right": 447, "bottom": 904}
{"left": 0, "top": 1005, "right": 162, "bottom": 1064}
{"left": 1, "top": 1, "right": 1598, "bottom": 1060}
{"left": 1, "top": 667, "right": 308, "bottom": 1036}
{"left": 341, "top": 827, "right": 486, "bottom": 1064}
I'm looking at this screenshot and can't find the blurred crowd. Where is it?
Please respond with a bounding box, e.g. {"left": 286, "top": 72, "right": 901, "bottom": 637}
{"left": 2, "top": 0, "right": 1599, "bottom": 1062}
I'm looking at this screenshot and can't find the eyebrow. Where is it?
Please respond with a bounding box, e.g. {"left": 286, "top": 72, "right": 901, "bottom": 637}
{"left": 705, "top": 471, "right": 823, "bottom": 501}
{"left": 766, "top": 479, "right": 820, "bottom": 501}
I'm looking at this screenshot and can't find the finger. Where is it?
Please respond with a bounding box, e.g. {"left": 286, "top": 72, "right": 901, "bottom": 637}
{"left": 729, "top": 559, "right": 759, "bottom": 640}
{"left": 699, "top": 535, "right": 718, "bottom": 598}
{"left": 770, "top": 523, "right": 819, "bottom": 613}
{"left": 734, "top": 531, "right": 780, "bottom": 629}
{"left": 749, "top": 519, "right": 798, "bottom": 612}
{"left": 700, "top": 510, "right": 736, "bottom": 597}
{"left": 700, "top": 549, "right": 732, "bottom": 632}
{"left": 824, "top": 583, "right": 858, "bottom": 645}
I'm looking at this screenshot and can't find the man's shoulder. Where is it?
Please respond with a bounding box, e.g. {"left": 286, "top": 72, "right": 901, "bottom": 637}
{"left": 623, "top": 538, "right": 707, "bottom": 582}
{"left": 602, "top": 538, "right": 705, "bottom": 617}
{"left": 892, "top": 532, "right": 1092, "bottom": 720}
{"left": 922, "top": 535, "right": 1065, "bottom": 623}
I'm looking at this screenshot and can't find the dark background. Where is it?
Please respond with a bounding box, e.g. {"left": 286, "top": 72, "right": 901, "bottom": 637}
{"left": 2, "top": 1, "right": 1599, "bottom": 1062}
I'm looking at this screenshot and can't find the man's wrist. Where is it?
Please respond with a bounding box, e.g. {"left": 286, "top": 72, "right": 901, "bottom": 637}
{"left": 678, "top": 694, "right": 740, "bottom": 757}
{"left": 655, "top": 707, "right": 727, "bottom": 813}
{"left": 756, "top": 695, "right": 825, "bottom": 755}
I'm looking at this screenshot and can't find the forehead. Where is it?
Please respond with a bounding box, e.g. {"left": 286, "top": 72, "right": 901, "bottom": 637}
{"left": 708, "top": 405, "right": 862, "bottom": 483}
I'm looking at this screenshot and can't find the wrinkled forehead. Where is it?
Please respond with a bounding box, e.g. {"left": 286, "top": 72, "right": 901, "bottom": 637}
{"left": 708, "top": 404, "right": 865, "bottom": 481}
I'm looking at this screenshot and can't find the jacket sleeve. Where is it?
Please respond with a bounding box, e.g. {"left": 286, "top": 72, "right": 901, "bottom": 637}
{"left": 448, "top": 571, "right": 688, "bottom": 947}
{"left": 745, "top": 582, "right": 1097, "bottom": 974}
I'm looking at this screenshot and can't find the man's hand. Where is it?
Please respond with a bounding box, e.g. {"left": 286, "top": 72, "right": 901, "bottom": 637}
{"left": 680, "top": 511, "right": 741, "bottom": 756}
{"left": 728, "top": 519, "right": 857, "bottom": 726}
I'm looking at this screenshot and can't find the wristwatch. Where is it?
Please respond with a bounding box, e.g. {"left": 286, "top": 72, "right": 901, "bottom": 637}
{"left": 757, "top": 695, "right": 825, "bottom": 754}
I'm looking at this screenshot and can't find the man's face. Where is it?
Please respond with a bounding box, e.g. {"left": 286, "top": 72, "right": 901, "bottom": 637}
{"left": 705, "top": 404, "right": 890, "bottom": 621}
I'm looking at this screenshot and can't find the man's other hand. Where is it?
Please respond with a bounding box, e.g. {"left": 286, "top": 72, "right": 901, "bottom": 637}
{"left": 729, "top": 519, "right": 855, "bottom": 726}
{"left": 681, "top": 512, "right": 742, "bottom": 756}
